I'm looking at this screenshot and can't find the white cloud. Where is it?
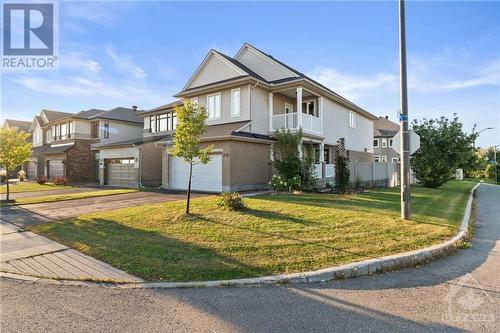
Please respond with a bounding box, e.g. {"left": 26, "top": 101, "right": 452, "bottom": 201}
{"left": 106, "top": 47, "right": 146, "bottom": 80}
{"left": 61, "top": 52, "right": 101, "bottom": 73}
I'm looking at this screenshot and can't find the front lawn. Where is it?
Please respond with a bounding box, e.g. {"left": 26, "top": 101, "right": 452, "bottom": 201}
{"left": 1, "top": 189, "right": 137, "bottom": 206}
{"left": 0, "top": 182, "right": 73, "bottom": 194}
{"left": 32, "top": 181, "right": 475, "bottom": 282}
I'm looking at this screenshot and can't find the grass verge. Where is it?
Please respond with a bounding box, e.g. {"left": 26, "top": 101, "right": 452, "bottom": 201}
{"left": 1, "top": 189, "right": 137, "bottom": 206}
{"left": 32, "top": 181, "right": 475, "bottom": 282}
{"left": 0, "top": 182, "right": 72, "bottom": 194}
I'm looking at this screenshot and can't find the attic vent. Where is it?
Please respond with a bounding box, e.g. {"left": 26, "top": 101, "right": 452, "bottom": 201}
{"left": 132, "top": 105, "right": 138, "bottom": 111}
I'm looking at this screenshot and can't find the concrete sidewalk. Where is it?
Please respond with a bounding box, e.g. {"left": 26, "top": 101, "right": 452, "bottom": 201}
{"left": 0, "top": 220, "right": 142, "bottom": 283}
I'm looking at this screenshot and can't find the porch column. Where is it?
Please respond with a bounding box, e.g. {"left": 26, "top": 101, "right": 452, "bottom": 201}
{"left": 296, "top": 87, "right": 303, "bottom": 129}
{"left": 318, "top": 96, "right": 324, "bottom": 134}
{"left": 268, "top": 92, "right": 273, "bottom": 132}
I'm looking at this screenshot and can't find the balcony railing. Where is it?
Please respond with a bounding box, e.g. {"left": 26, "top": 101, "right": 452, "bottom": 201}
{"left": 314, "top": 164, "right": 322, "bottom": 179}
{"left": 325, "top": 164, "right": 335, "bottom": 178}
{"left": 272, "top": 112, "right": 321, "bottom": 134}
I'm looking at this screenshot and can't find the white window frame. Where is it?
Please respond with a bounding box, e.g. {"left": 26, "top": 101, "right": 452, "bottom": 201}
{"left": 206, "top": 93, "right": 221, "bottom": 120}
{"left": 302, "top": 99, "right": 317, "bottom": 117}
{"left": 373, "top": 138, "right": 379, "bottom": 148}
{"left": 391, "top": 157, "right": 399, "bottom": 163}
{"left": 382, "top": 138, "right": 388, "bottom": 148}
{"left": 389, "top": 138, "right": 394, "bottom": 147}
{"left": 285, "top": 103, "right": 294, "bottom": 114}
{"left": 381, "top": 155, "right": 387, "bottom": 163}
{"left": 349, "top": 112, "right": 356, "bottom": 128}
{"left": 374, "top": 156, "right": 380, "bottom": 163}
{"left": 231, "top": 88, "right": 241, "bottom": 117}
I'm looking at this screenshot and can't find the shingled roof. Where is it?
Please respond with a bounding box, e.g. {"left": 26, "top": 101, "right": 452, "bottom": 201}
{"left": 3, "top": 119, "right": 31, "bottom": 132}
{"left": 374, "top": 116, "right": 400, "bottom": 137}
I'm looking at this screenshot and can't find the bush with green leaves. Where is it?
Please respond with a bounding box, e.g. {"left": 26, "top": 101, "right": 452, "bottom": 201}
{"left": 217, "top": 192, "right": 245, "bottom": 210}
{"left": 411, "top": 114, "right": 477, "bottom": 188}
{"left": 270, "top": 175, "right": 301, "bottom": 192}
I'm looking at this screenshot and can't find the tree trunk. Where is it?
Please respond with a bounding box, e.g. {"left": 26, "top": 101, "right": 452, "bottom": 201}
{"left": 5, "top": 168, "right": 10, "bottom": 201}
{"left": 186, "top": 161, "right": 193, "bottom": 215}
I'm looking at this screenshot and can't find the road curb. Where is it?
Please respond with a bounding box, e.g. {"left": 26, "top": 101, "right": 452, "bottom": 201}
{"left": 1, "top": 183, "right": 480, "bottom": 289}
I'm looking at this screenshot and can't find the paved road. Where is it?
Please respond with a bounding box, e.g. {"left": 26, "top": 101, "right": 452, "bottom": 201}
{"left": 0, "top": 191, "right": 207, "bottom": 226}
{"left": 1, "top": 184, "right": 498, "bottom": 332}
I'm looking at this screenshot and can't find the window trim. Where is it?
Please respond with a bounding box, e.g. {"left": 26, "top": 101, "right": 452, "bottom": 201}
{"left": 349, "top": 112, "right": 356, "bottom": 128}
{"left": 191, "top": 97, "right": 198, "bottom": 106}
{"left": 103, "top": 122, "right": 110, "bottom": 139}
{"left": 285, "top": 103, "right": 294, "bottom": 114}
{"left": 231, "top": 88, "right": 241, "bottom": 117}
{"left": 206, "top": 92, "right": 222, "bottom": 120}
{"left": 391, "top": 157, "right": 399, "bottom": 163}
{"left": 382, "top": 138, "right": 388, "bottom": 148}
{"left": 373, "top": 138, "right": 379, "bottom": 148}
{"left": 381, "top": 155, "right": 387, "bottom": 163}
{"left": 374, "top": 156, "right": 380, "bottom": 163}
{"left": 302, "top": 99, "right": 317, "bottom": 117}
{"left": 389, "top": 138, "right": 394, "bottom": 147}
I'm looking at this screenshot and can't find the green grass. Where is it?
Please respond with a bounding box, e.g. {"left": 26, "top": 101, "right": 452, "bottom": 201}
{"left": 463, "top": 177, "right": 498, "bottom": 185}
{"left": 32, "top": 181, "right": 475, "bottom": 282}
{"left": 0, "top": 182, "right": 73, "bottom": 194}
{"left": 1, "top": 189, "right": 137, "bottom": 206}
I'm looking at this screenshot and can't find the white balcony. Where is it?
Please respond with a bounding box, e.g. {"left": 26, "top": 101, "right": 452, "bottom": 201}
{"left": 325, "top": 164, "right": 335, "bottom": 178}
{"left": 314, "top": 163, "right": 322, "bottom": 179}
{"left": 272, "top": 112, "right": 321, "bottom": 134}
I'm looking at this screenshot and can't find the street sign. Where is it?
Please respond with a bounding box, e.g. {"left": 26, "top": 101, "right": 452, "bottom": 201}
{"left": 392, "top": 130, "right": 420, "bottom": 155}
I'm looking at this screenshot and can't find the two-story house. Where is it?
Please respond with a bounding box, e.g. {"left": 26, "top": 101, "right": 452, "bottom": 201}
{"left": 373, "top": 116, "right": 400, "bottom": 163}
{"left": 2, "top": 119, "right": 31, "bottom": 133}
{"left": 26, "top": 110, "right": 73, "bottom": 179}
{"left": 36, "top": 107, "right": 142, "bottom": 182}
{"left": 160, "top": 43, "right": 377, "bottom": 192}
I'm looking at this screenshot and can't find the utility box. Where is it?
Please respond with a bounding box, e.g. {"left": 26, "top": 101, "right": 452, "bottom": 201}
{"left": 455, "top": 169, "right": 464, "bottom": 181}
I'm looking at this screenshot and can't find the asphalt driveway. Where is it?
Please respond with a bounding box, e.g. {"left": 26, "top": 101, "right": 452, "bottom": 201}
{"left": 0, "top": 191, "right": 207, "bottom": 226}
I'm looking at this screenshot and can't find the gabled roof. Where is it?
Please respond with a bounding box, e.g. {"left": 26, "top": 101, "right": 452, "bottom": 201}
{"left": 3, "top": 119, "right": 31, "bottom": 132}
{"left": 175, "top": 43, "right": 378, "bottom": 120}
{"left": 73, "top": 108, "right": 106, "bottom": 119}
{"left": 374, "top": 116, "right": 400, "bottom": 137}
{"left": 139, "top": 101, "right": 183, "bottom": 116}
{"left": 89, "top": 107, "right": 143, "bottom": 124}
{"left": 41, "top": 109, "right": 73, "bottom": 122}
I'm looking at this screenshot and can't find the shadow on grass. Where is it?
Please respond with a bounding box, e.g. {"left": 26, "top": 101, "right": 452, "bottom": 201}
{"left": 34, "top": 217, "right": 270, "bottom": 282}
{"left": 240, "top": 207, "right": 320, "bottom": 225}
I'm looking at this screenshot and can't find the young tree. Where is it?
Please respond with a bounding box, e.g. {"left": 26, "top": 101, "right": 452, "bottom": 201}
{"left": 0, "top": 128, "right": 32, "bottom": 201}
{"left": 334, "top": 138, "right": 350, "bottom": 194}
{"left": 411, "top": 114, "right": 477, "bottom": 188}
{"left": 168, "top": 100, "right": 213, "bottom": 214}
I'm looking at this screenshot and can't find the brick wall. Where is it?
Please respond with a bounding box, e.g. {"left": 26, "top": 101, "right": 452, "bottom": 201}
{"left": 66, "top": 140, "right": 94, "bottom": 182}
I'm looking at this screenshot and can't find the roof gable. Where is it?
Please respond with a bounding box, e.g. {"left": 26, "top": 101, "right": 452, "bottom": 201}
{"left": 183, "top": 50, "right": 249, "bottom": 90}
{"left": 234, "top": 43, "right": 299, "bottom": 82}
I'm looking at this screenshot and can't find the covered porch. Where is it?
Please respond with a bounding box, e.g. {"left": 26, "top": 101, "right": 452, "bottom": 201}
{"left": 302, "top": 140, "right": 335, "bottom": 181}
{"left": 268, "top": 86, "right": 323, "bottom": 137}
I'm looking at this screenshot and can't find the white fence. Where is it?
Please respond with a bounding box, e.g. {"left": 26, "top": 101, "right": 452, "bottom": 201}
{"left": 350, "top": 162, "right": 400, "bottom": 188}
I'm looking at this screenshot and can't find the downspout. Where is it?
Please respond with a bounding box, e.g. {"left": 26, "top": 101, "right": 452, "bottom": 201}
{"left": 249, "top": 81, "right": 259, "bottom": 132}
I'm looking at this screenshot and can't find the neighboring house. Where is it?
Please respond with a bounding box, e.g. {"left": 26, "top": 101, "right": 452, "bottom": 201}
{"left": 26, "top": 110, "right": 73, "bottom": 179}
{"left": 2, "top": 119, "right": 32, "bottom": 133}
{"left": 155, "top": 43, "right": 377, "bottom": 192}
{"left": 373, "top": 116, "right": 400, "bottom": 163}
{"left": 30, "top": 107, "right": 142, "bottom": 182}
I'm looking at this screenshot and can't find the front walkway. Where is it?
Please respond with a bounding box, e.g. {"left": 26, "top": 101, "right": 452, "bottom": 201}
{"left": 0, "top": 220, "right": 142, "bottom": 283}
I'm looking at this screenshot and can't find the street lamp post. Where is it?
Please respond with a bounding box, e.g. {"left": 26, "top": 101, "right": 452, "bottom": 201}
{"left": 495, "top": 144, "right": 499, "bottom": 184}
{"left": 399, "top": 0, "right": 411, "bottom": 220}
{"left": 473, "top": 127, "right": 494, "bottom": 149}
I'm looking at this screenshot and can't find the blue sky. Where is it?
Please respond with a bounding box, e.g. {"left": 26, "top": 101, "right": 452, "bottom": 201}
{"left": 1, "top": 0, "right": 499, "bottom": 147}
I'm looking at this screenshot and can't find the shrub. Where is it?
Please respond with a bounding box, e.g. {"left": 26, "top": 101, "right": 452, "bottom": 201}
{"left": 35, "top": 175, "right": 48, "bottom": 184}
{"left": 334, "top": 138, "right": 350, "bottom": 194}
{"left": 270, "top": 175, "right": 301, "bottom": 192}
{"left": 18, "top": 170, "right": 25, "bottom": 181}
{"left": 51, "top": 176, "right": 69, "bottom": 185}
{"left": 217, "top": 192, "right": 245, "bottom": 210}
{"left": 0, "top": 169, "right": 7, "bottom": 183}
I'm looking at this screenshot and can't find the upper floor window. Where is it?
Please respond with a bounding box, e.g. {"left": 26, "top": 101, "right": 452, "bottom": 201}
{"left": 33, "top": 129, "right": 40, "bottom": 144}
{"left": 302, "top": 100, "right": 317, "bottom": 117}
{"left": 207, "top": 93, "right": 221, "bottom": 119}
{"left": 104, "top": 122, "right": 110, "bottom": 139}
{"left": 231, "top": 89, "right": 240, "bottom": 117}
{"left": 389, "top": 138, "right": 394, "bottom": 147}
{"left": 381, "top": 155, "right": 387, "bottom": 163}
{"left": 373, "top": 138, "right": 379, "bottom": 148}
{"left": 149, "top": 112, "right": 177, "bottom": 133}
{"left": 382, "top": 138, "right": 388, "bottom": 148}
{"left": 91, "top": 121, "right": 99, "bottom": 138}
{"left": 191, "top": 97, "right": 198, "bottom": 106}
{"left": 52, "top": 121, "right": 73, "bottom": 140}
{"left": 374, "top": 156, "right": 380, "bottom": 163}
{"left": 391, "top": 157, "right": 399, "bottom": 163}
{"left": 349, "top": 112, "right": 356, "bottom": 128}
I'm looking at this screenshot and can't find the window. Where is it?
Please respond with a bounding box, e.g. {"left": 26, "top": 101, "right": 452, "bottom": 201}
{"left": 172, "top": 113, "right": 177, "bottom": 130}
{"left": 349, "top": 112, "right": 356, "bottom": 128}
{"left": 91, "top": 121, "right": 99, "bottom": 138}
{"left": 373, "top": 139, "right": 379, "bottom": 148}
{"left": 381, "top": 155, "right": 387, "bottom": 163}
{"left": 374, "top": 156, "right": 380, "bottom": 163}
{"left": 231, "top": 89, "right": 240, "bottom": 117}
{"left": 191, "top": 97, "right": 198, "bottom": 105}
{"left": 104, "top": 122, "right": 109, "bottom": 138}
{"left": 324, "top": 148, "right": 330, "bottom": 164}
{"left": 389, "top": 138, "right": 394, "bottom": 147}
{"left": 46, "top": 129, "right": 52, "bottom": 142}
{"left": 68, "top": 121, "right": 73, "bottom": 138}
{"left": 159, "top": 114, "right": 168, "bottom": 132}
{"left": 391, "top": 157, "right": 399, "bottom": 163}
{"left": 302, "top": 100, "right": 316, "bottom": 117}
{"left": 207, "top": 93, "right": 221, "bottom": 119}
{"left": 60, "top": 123, "right": 67, "bottom": 139}
{"left": 150, "top": 112, "right": 177, "bottom": 133}
{"left": 382, "top": 138, "right": 388, "bottom": 148}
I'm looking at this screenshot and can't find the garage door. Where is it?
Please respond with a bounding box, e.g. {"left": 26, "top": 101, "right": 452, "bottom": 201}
{"left": 48, "top": 160, "right": 64, "bottom": 178}
{"left": 170, "top": 154, "right": 222, "bottom": 192}
{"left": 106, "top": 158, "right": 136, "bottom": 187}
{"left": 27, "top": 162, "right": 37, "bottom": 179}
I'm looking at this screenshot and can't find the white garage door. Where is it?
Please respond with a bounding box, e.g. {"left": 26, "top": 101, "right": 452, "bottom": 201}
{"left": 27, "top": 162, "right": 37, "bottom": 179}
{"left": 170, "top": 154, "right": 222, "bottom": 192}
{"left": 48, "top": 160, "right": 64, "bottom": 178}
{"left": 106, "top": 159, "right": 136, "bottom": 187}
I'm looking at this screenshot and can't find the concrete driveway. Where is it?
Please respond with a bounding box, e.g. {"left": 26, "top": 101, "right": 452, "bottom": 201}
{"left": 0, "top": 191, "right": 207, "bottom": 226}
